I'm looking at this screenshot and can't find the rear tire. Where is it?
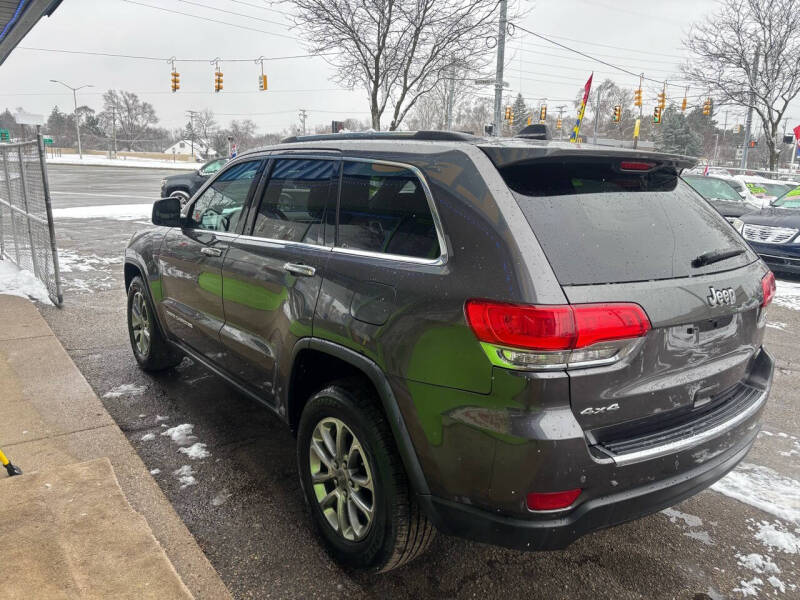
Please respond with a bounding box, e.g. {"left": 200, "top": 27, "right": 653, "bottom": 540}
{"left": 297, "top": 379, "right": 435, "bottom": 572}
{"left": 126, "top": 276, "right": 181, "bottom": 371}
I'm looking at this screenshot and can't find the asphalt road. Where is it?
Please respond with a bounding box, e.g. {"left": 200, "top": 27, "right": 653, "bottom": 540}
{"left": 38, "top": 164, "right": 800, "bottom": 600}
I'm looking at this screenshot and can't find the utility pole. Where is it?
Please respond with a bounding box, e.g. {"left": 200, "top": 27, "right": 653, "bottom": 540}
{"left": 186, "top": 110, "right": 199, "bottom": 158}
{"left": 741, "top": 44, "right": 760, "bottom": 171}
{"left": 592, "top": 87, "right": 602, "bottom": 145}
{"left": 111, "top": 105, "right": 117, "bottom": 159}
{"left": 298, "top": 109, "right": 308, "bottom": 135}
{"left": 49, "top": 80, "right": 93, "bottom": 159}
{"left": 445, "top": 63, "right": 456, "bottom": 130}
{"left": 557, "top": 105, "right": 566, "bottom": 141}
{"left": 492, "top": 0, "right": 508, "bottom": 136}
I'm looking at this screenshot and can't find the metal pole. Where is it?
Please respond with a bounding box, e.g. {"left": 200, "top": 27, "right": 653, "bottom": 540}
{"left": 73, "top": 88, "right": 82, "bottom": 160}
{"left": 17, "top": 145, "right": 40, "bottom": 279}
{"left": 36, "top": 127, "right": 62, "bottom": 306}
{"left": 712, "top": 134, "right": 720, "bottom": 165}
{"left": 492, "top": 0, "right": 508, "bottom": 136}
{"left": 445, "top": 64, "right": 456, "bottom": 130}
{"left": 593, "top": 88, "right": 602, "bottom": 145}
{"left": 741, "top": 44, "right": 760, "bottom": 170}
{"left": 2, "top": 150, "right": 21, "bottom": 265}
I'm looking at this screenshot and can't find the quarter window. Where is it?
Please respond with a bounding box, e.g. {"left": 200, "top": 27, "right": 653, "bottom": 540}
{"left": 337, "top": 161, "right": 440, "bottom": 260}
{"left": 251, "top": 159, "right": 334, "bottom": 244}
{"left": 187, "top": 160, "right": 261, "bottom": 232}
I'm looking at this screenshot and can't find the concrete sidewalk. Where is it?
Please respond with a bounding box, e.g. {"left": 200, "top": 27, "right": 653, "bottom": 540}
{"left": 0, "top": 294, "right": 232, "bottom": 600}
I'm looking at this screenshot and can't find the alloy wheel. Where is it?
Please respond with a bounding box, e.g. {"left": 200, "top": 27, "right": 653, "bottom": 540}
{"left": 309, "top": 417, "right": 375, "bottom": 541}
{"left": 130, "top": 291, "right": 151, "bottom": 357}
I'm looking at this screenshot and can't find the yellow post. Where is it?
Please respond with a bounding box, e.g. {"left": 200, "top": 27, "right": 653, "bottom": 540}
{"left": 633, "top": 118, "right": 641, "bottom": 147}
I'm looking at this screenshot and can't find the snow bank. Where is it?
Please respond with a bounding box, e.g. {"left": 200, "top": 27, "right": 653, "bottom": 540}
{"left": 711, "top": 463, "right": 800, "bottom": 523}
{"left": 0, "top": 260, "right": 52, "bottom": 304}
{"left": 754, "top": 521, "right": 800, "bottom": 554}
{"left": 52, "top": 203, "right": 153, "bottom": 221}
{"left": 48, "top": 155, "right": 194, "bottom": 170}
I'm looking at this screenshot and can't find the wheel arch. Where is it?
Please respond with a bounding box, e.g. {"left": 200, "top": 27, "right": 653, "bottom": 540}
{"left": 288, "top": 338, "right": 431, "bottom": 497}
{"left": 124, "top": 258, "right": 169, "bottom": 339}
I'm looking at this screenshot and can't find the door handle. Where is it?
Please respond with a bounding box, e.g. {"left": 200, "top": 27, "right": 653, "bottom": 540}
{"left": 283, "top": 263, "right": 316, "bottom": 277}
{"left": 200, "top": 246, "right": 223, "bottom": 257}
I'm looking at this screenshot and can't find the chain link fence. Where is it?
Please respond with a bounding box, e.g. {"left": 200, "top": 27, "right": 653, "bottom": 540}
{"left": 0, "top": 135, "right": 63, "bottom": 306}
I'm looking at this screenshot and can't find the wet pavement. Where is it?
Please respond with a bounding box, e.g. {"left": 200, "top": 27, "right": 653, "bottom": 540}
{"left": 38, "top": 164, "right": 800, "bottom": 599}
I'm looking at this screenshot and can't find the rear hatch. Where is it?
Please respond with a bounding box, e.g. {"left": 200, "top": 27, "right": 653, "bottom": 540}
{"left": 482, "top": 143, "right": 767, "bottom": 439}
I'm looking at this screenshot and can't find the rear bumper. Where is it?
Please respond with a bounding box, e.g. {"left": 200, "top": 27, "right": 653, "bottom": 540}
{"left": 416, "top": 347, "right": 773, "bottom": 551}
{"left": 421, "top": 427, "right": 757, "bottom": 550}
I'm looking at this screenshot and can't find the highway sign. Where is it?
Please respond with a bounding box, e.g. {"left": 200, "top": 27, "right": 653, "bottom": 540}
{"left": 43, "top": 136, "right": 54, "bottom": 145}
{"left": 0, "top": 128, "right": 9, "bottom": 141}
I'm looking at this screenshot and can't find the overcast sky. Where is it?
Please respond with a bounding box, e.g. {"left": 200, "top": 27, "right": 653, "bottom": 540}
{"left": 1, "top": 0, "right": 796, "bottom": 134}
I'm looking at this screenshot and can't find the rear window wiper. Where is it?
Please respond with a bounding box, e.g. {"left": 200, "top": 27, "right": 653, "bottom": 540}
{"left": 691, "top": 247, "right": 746, "bottom": 268}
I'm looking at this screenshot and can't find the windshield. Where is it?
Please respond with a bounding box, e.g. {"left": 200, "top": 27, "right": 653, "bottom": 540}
{"left": 746, "top": 181, "right": 792, "bottom": 197}
{"left": 683, "top": 176, "right": 741, "bottom": 202}
{"left": 501, "top": 159, "right": 752, "bottom": 285}
{"left": 773, "top": 185, "right": 800, "bottom": 208}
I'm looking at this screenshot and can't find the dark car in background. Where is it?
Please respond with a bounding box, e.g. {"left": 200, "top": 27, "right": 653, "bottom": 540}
{"left": 160, "top": 157, "right": 228, "bottom": 205}
{"left": 683, "top": 174, "right": 754, "bottom": 222}
{"left": 738, "top": 184, "right": 800, "bottom": 274}
{"left": 125, "top": 131, "right": 775, "bottom": 572}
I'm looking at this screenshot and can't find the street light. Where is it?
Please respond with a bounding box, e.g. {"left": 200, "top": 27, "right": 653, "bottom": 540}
{"left": 49, "top": 80, "right": 93, "bottom": 159}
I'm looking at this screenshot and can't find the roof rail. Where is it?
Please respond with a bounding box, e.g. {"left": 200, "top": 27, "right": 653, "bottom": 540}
{"left": 280, "top": 130, "right": 480, "bottom": 144}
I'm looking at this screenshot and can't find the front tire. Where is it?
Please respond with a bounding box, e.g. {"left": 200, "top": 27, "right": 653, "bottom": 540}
{"left": 169, "top": 189, "right": 191, "bottom": 206}
{"left": 127, "top": 276, "right": 180, "bottom": 371}
{"left": 297, "top": 379, "right": 435, "bottom": 572}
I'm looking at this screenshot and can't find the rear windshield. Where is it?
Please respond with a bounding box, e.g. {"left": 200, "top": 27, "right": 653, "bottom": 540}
{"left": 773, "top": 185, "right": 800, "bottom": 208}
{"left": 501, "top": 160, "right": 752, "bottom": 285}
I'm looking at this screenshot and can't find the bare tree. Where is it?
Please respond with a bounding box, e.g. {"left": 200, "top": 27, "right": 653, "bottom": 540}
{"left": 682, "top": 0, "right": 800, "bottom": 170}
{"left": 288, "top": 0, "right": 499, "bottom": 130}
{"left": 99, "top": 90, "right": 158, "bottom": 151}
{"left": 194, "top": 109, "right": 217, "bottom": 142}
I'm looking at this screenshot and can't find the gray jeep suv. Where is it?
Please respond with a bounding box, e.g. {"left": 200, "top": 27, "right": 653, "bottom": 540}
{"left": 124, "top": 131, "right": 775, "bottom": 572}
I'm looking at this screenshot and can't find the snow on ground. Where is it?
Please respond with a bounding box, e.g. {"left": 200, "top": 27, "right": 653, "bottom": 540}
{"left": 161, "top": 423, "right": 197, "bottom": 446}
{"left": 211, "top": 489, "right": 232, "bottom": 507}
{"left": 102, "top": 383, "right": 147, "bottom": 399}
{"left": 52, "top": 203, "right": 153, "bottom": 221}
{"left": 753, "top": 521, "right": 800, "bottom": 554}
{"left": 173, "top": 465, "right": 197, "bottom": 489}
{"left": 733, "top": 577, "right": 763, "bottom": 597}
{"left": 178, "top": 442, "right": 211, "bottom": 460}
{"left": 774, "top": 278, "right": 800, "bottom": 311}
{"left": 766, "top": 321, "right": 787, "bottom": 330}
{"left": 140, "top": 433, "right": 156, "bottom": 442}
{"left": 0, "top": 260, "right": 52, "bottom": 304}
{"left": 737, "top": 553, "right": 780, "bottom": 575}
{"left": 661, "top": 507, "right": 703, "bottom": 528}
{"left": 47, "top": 155, "right": 195, "bottom": 170}
{"left": 149, "top": 468, "right": 161, "bottom": 475}
{"left": 711, "top": 463, "right": 800, "bottom": 524}
{"left": 57, "top": 249, "right": 122, "bottom": 273}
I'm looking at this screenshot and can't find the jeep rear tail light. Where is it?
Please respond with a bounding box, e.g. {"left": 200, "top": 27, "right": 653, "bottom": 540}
{"left": 619, "top": 160, "right": 656, "bottom": 171}
{"left": 761, "top": 271, "right": 776, "bottom": 307}
{"left": 465, "top": 300, "right": 650, "bottom": 370}
{"left": 526, "top": 488, "right": 582, "bottom": 511}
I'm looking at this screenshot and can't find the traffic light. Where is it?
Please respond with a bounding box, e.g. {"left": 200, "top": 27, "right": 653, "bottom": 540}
{"left": 259, "top": 74, "right": 268, "bottom": 91}
{"left": 657, "top": 92, "right": 666, "bottom": 110}
{"left": 170, "top": 71, "right": 180, "bottom": 93}
{"left": 214, "top": 71, "right": 224, "bottom": 92}
{"left": 653, "top": 106, "right": 662, "bottom": 124}
{"left": 681, "top": 96, "right": 687, "bottom": 112}
{"left": 703, "top": 98, "right": 712, "bottom": 115}
{"left": 504, "top": 106, "right": 512, "bottom": 121}
{"left": 509, "top": 111, "right": 514, "bottom": 126}
{"left": 634, "top": 88, "right": 642, "bottom": 107}
{"left": 556, "top": 117, "right": 562, "bottom": 129}
{"left": 527, "top": 115, "right": 532, "bottom": 126}
{"left": 539, "top": 105, "right": 547, "bottom": 122}
{"left": 749, "top": 139, "right": 757, "bottom": 148}
{"left": 612, "top": 105, "right": 621, "bottom": 122}
{"left": 736, "top": 124, "right": 743, "bottom": 134}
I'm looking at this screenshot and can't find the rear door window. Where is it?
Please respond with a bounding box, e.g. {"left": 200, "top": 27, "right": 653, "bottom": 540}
{"left": 336, "top": 161, "right": 441, "bottom": 260}
{"left": 250, "top": 158, "right": 335, "bottom": 244}
{"left": 501, "top": 159, "right": 753, "bottom": 285}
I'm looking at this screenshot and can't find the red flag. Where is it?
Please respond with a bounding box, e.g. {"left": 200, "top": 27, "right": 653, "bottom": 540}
{"left": 794, "top": 124, "right": 800, "bottom": 140}
{"left": 570, "top": 73, "right": 594, "bottom": 142}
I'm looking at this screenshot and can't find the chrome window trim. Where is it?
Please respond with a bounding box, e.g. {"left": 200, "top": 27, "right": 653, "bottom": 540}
{"left": 231, "top": 233, "right": 332, "bottom": 253}
{"left": 336, "top": 157, "right": 449, "bottom": 266}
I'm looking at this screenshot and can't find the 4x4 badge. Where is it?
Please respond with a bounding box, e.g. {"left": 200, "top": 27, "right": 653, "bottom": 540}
{"left": 707, "top": 286, "right": 736, "bottom": 307}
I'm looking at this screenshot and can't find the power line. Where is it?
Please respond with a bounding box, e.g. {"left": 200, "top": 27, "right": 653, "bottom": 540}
{"left": 119, "top": 0, "right": 298, "bottom": 41}
{"left": 508, "top": 43, "right": 685, "bottom": 66}
{"left": 16, "top": 46, "right": 329, "bottom": 62}
{"left": 175, "top": 0, "right": 289, "bottom": 28}
{"left": 514, "top": 29, "right": 686, "bottom": 59}
{"left": 228, "top": 0, "right": 294, "bottom": 18}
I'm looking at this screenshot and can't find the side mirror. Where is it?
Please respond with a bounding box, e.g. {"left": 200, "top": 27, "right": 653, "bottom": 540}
{"left": 152, "top": 197, "right": 182, "bottom": 227}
